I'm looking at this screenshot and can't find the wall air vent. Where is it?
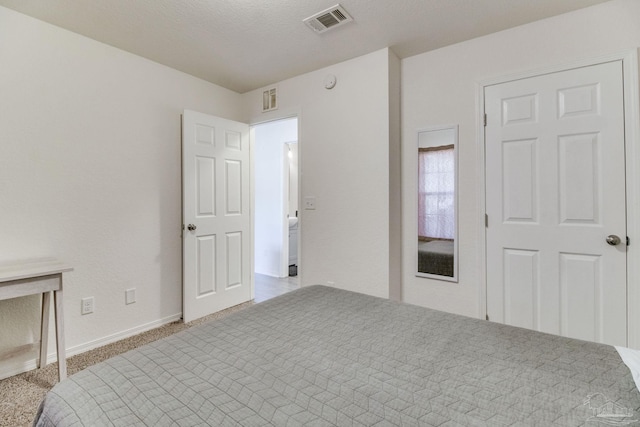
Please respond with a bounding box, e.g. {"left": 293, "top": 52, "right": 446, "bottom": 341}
{"left": 262, "top": 86, "right": 277, "bottom": 112}
{"left": 303, "top": 4, "right": 353, "bottom": 34}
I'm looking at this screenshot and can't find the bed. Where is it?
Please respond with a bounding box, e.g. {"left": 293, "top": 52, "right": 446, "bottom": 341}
{"left": 418, "top": 240, "right": 454, "bottom": 277}
{"left": 34, "top": 285, "right": 640, "bottom": 426}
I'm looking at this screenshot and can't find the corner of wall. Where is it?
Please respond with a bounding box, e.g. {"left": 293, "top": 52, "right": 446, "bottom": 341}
{"left": 388, "top": 49, "right": 402, "bottom": 302}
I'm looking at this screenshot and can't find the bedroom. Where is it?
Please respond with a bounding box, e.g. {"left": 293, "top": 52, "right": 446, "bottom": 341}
{"left": 1, "top": 0, "right": 640, "bottom": 424}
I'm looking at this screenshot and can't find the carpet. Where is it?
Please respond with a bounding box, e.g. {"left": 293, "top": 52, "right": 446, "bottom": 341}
{"left": 0, "top": 301, "right": 253, "bottom": 427}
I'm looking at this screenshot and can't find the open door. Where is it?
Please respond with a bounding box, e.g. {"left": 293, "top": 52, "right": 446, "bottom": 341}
{"left": 182, "top": 110, "right": 251, "bottom": 323}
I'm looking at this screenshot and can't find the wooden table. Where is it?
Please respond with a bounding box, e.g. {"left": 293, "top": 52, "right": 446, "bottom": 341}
{"left": 0, "top": 259, "right": 73, "bottom": 381}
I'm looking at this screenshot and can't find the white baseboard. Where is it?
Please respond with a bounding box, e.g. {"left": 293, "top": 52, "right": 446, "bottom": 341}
{"left": 0, "top": 312, "right": 182, "bottom": 381}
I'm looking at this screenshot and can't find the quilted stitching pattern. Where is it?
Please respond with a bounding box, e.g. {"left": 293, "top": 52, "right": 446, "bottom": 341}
{"left": 35, "top": 286, "right": 640, "bottom": 426}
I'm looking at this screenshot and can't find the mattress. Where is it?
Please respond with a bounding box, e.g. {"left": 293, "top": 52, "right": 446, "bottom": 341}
{"left": 418, "top": 240, "right": 454, "bottom": 276}
{"left": 34, "top": 285, "right": 640, "bottom": 426}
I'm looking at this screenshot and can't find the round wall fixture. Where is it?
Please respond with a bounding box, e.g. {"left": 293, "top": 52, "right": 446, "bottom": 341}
{"left": 324, "top": 74, "right": 337, "bottom": 90}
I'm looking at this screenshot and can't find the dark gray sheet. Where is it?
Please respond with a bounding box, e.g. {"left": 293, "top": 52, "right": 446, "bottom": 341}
{"left": 34, "top": 285, "right": 640, "bottom": 426}
{"left": 418, "top": 240, "right": 453, "bottom": 277}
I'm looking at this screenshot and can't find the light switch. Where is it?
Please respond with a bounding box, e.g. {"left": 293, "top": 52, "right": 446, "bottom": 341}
{"left": 304, "top": 196, "right": 316, "bottom": 210}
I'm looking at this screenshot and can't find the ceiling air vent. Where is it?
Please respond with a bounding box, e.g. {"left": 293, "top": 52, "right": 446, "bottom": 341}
{"left": 303, "top": 4, "right": 353, "bottom": 34}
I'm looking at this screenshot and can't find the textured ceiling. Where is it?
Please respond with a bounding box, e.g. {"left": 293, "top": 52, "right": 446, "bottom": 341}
{"left": 0, "top": 0, "right": 611, "bottom": 93}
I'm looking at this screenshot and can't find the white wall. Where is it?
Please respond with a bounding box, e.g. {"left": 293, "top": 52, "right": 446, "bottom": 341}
{"left": 401, "top": 0, "right": 640, "bottom": 317}
{"left": 0, "top": 6, "right": 243, "bottom": 378}
{"left": 253, "top": 118, "right": 297, "bottom": 277}
{"left": 388, "top": 49, "right": 402, "bottom": 302}
{"left": 245, "top": 48, "right": 399, "bottom": 299}
{"left": 287, "top": 143, "right": 299, "bottom": 219}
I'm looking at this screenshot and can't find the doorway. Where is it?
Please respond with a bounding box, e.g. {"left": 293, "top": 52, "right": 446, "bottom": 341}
{"left": 253, "top": 117, "right": 300, "bottom": 284}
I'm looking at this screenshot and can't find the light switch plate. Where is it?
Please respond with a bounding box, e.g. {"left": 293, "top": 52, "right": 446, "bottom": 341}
{"left": 304, "top": 196, "right": 316, "bottom": 210}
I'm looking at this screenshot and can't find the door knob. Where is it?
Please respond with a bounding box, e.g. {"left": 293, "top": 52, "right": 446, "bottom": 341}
{"left": 187, "top": 224, "right": 197, "bottom": 231}
{"left": 606, "top": 235, "right": 621, "bottom": 246}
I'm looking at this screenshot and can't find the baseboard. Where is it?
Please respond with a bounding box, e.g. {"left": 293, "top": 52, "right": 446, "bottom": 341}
{"left": 0, "top": 312, "right": 182, "bottom": 380}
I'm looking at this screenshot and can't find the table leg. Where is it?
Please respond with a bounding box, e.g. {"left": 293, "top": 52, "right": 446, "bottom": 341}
{"left": 39, "top": 291, "right": 51, "bottom": 369}
{"left": 53, "top": 279, "right": 67, "bottom": 381}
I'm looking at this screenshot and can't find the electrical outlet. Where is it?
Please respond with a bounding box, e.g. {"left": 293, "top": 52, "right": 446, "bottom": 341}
{"left": 125, "top": 288, "right": 136, "bottom": 305}
{"left": 81, "top": 297, "right": 94, "bottom": 315}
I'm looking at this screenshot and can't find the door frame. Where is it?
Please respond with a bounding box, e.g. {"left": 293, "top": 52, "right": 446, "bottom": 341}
{"left": 249, "top": 108, "right": 302, "bottom": 287}
{"left": 283, "top": 141, "right": 299, "bottom": 273}
{"left": 476, "top": 49, "right": 640, "bottom": 348}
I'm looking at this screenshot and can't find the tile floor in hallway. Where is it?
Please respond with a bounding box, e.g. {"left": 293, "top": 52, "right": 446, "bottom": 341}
{"left": 254, "top": 272, "right": 300, "bottom": 303}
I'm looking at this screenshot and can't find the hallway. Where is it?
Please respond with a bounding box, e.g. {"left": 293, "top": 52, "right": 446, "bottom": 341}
{"left": 254, "top": 273, "right": 300, "bottom": 303}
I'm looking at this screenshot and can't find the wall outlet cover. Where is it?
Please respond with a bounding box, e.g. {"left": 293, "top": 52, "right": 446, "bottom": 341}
{"left": 81, "top": 297, "right": 94, "bottom": 315}
{"left": 125, "top": 288, "right": 136, "bottom": 305}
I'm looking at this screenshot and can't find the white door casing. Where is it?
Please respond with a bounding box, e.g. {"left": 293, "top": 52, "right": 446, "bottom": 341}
{"left": 485, "top": 61, "right": 627, "bottom": 346}
{"left": 182, "top": 110, "right": 251, "bottom": 323}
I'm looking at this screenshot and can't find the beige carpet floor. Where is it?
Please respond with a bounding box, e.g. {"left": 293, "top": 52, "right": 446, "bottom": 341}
{"left": 0, "top": 301, "right": 253, "bottom": 427}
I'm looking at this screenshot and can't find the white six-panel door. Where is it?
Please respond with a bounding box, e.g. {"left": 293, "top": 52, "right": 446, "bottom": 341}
{"left": 182, "top": 110, "right": 251, "bottom": 323}
{"left": 485, "top": 61, "right": 627, "bottom": 346}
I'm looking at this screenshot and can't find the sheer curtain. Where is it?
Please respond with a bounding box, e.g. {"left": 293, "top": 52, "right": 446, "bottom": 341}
{"left": 418, "top": 145, "right": 455, "bottom": 240}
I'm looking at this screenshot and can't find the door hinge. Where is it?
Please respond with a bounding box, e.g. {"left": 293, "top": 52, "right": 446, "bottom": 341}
{"left": 484, "top": 113, "right": 487, "bottom": 127}
{"left": 627, "top": 236, "right": 630, "bottom": 246}
{"left": 485, "top": 214, "right": 488, "bottom": 228}
{"left": 485, "top": 314, "right": 489, "bottom": 321}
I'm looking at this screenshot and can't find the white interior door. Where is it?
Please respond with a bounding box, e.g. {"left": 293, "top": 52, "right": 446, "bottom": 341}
{"left": 485, "top": 61, "right": 627, "bottom": 346}
{"left": 182, "top": 110, "right": 251, "bottom": 323}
